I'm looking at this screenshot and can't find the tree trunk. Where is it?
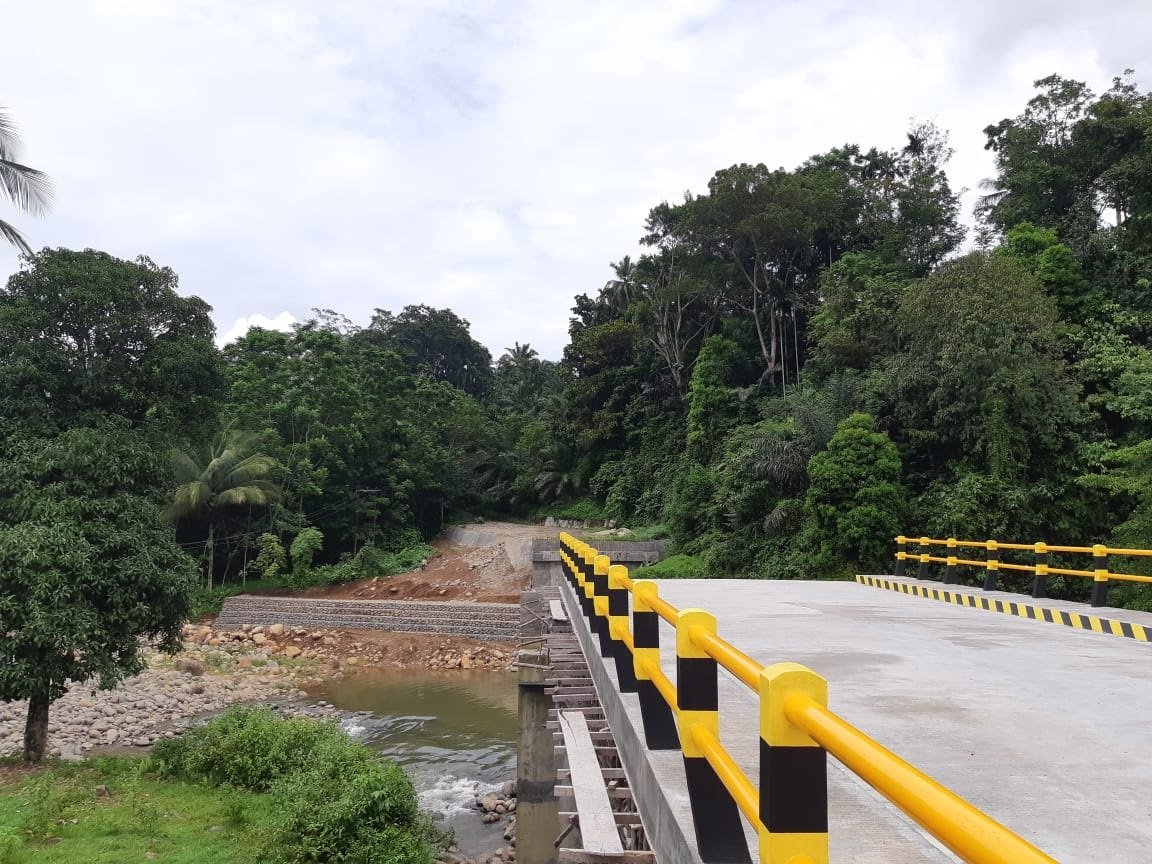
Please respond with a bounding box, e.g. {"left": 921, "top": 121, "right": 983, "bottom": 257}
{"left": 23, "top": 694, "right": 50, "bottom": 762}
{"left": 207, "top": 521, "right": 215, "bottom": 592}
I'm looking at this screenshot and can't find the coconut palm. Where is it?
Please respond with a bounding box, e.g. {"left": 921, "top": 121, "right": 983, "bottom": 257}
{"left": 0, "top": 108, "right": 53, "bottom": 254}
{"left": 165, "top": 425, "right": 283, "bottom": 589}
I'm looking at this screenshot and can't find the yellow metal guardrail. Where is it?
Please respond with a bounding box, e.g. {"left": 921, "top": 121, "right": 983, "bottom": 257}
{"left": 558, "top": 532, "right": 1058, "bottom": 864}
{"left": 895, "top": 535, "right": 1152, "bottom": 607}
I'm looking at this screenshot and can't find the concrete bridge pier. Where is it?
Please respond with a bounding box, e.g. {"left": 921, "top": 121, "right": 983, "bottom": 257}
{"left": 517, "top": 591, "right": 559, "bottom": 864}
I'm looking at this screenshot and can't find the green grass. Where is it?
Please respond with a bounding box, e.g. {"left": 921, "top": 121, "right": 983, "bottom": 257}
{"left": 632, "top": 553, "right": 706, "bottom": 579}
{"left": 0, "top": 758, "right": 273, "bottom": 864}
{"left": 620, "top": 523, "right": 670, "bottom": 541}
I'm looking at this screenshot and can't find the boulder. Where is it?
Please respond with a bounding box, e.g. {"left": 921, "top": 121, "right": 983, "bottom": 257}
{"left": 268, "top": 623, "right": 285, "bottom": 637}
{"left": 174, "top": 658, "right": 204, "bottom": 676}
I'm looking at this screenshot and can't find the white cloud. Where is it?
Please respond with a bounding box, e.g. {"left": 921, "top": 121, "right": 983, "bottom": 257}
{"left": 218, "top": 311, "right": 299, "bottom": 346}
{"left": 1, "top": 1, "right": 1149, "bottom": 360}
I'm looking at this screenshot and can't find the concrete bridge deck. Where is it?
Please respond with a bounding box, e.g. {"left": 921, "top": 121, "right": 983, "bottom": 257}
{"left": 561, "top": 577, "right": 1152, "bottom": 863}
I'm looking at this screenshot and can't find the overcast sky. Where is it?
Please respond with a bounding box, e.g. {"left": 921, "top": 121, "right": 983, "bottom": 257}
{"left": 2, "top": 1, "right": 1148, "bottom": 359}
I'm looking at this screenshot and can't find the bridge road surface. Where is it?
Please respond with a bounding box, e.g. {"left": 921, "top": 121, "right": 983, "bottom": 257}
{"left": 576, "top": 580, "right": 1152, "bottom": 863}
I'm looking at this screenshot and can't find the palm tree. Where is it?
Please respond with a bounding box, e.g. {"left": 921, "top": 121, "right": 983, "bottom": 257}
{"left": 0, "top": 108, "right": 53, "bottom": 254}
{"left": 534, "top": 441, "right": 589, "bottom": 503}
{"left": 165, "top": 425, "right": 283, "bottom": 589}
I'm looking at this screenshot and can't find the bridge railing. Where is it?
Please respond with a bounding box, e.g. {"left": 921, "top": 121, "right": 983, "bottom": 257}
{"left": 894, "top": 535, "right": 1152, "bottom": 607}
{"left": 557, "top": 532, "right": 1058, "bottom": 864}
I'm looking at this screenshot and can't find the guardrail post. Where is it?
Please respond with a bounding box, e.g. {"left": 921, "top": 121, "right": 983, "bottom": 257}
{"left": 631, "top": 580, "right": 679, "bottom": 750}
{"left": 607, "top": 564, "right": 638, "bottom": 692}
{"left": 676, "top": 609, "right": 751, "bottom": 863}
{"left": 917, "top": 536, "right": 930, "bottom": 580}
{"left": 894, "top": 535, "right": 907, "bottom": 577}
{"left": 1091, "top": 544, "right": 1110, "bottom": 607}
{"left": 593, "top": 554, "right": 613, "bottom": 655}
{"left": 759, "top": 663, "right": 829, "bottom": 864}
{"left": 1032, "top": 542, "right": 1048, "bottom": 598}
{"left": 579, "top": 546, "right": 596, "bottom": 620}
{"left": 983, "top": 540, "right": 999, "bottom": 591}
{"left": 944, "top": 537, "right": 958, "bottom": 584}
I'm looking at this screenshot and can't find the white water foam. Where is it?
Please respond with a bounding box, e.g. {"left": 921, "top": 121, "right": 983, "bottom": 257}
{"left": 418, "top": 775, "right": 502, "bottom": 818}
{"left": 341, "top": 720, "right": 367, "bottom": 738}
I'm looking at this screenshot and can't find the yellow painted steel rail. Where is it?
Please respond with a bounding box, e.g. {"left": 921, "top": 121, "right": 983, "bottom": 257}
{"left": 896, "top": 535, "right": 1152, "bottom": 587}
{"left": 557, "top": 532, "right": 1059, "bottom": 864}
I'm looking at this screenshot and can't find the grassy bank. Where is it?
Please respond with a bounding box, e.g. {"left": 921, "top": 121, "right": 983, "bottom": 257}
{"left": 0, "top": 758, "right": 270, "bottom": 863}
{"left": 0, "top": 708, "right": 446, "bottom": 864}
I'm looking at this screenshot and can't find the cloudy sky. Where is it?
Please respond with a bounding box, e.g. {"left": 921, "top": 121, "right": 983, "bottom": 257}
{"left": 2, "top": 1, "right": 1148, "bottom": 358}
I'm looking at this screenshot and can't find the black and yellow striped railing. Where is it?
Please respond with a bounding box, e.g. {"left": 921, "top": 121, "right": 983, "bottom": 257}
{"left": 558, "top": 532, "right": 1057, "bottom": 864}
{"left": 894, "top": 535, "right": 1152, "bottom": 607}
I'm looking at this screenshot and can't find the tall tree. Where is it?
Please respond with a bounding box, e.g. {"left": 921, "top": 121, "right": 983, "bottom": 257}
{"left": 361, "top": 305, "right": 494, "bottom": 398}
{"left": 0, "top": 248, "right": 222, "bottom": 438}
{"left": 0, "top": 108, "right": 53, "bottom": 254}
{"left": 0, "top": 425, "right": 196, "bottom": 761}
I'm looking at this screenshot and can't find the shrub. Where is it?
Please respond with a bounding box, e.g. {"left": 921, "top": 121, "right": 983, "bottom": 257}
{"left": 152, "top": 706, "right": 353, "bottom": 792}
{"left": 267, "top": 756, "right": 435, "bottom": 864}
{"left": 151, "top": 707, "right": 443, "bottom": 864}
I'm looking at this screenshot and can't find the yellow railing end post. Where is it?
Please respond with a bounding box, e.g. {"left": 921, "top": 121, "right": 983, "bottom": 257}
{"left": 758, "top": 662, "right": 829, "bottom": 864}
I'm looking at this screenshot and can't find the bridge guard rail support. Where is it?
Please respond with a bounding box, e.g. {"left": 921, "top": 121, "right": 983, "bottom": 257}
{"left": 580, "top": 546, "right": 596, "bottom": 620}
{"left": 983, "top": 540, "right": 999, "bottom": 591}
{"left": 894, "top": 535, "right": 907, "bottom": 578}
{"left": 631, "top": 580, "right": 680, "bottom": 750}
{"left": 759, "top": 664, "right": 829, "bottom": 864}
{"left": 1032, "top": 542, "right": 1048, "bottom": 598}
{"left": 1091, "top": 545, "right": 1110, "bottom": 607}
{"left": 593, "top": 555, "right": 613, "bottom": 655}
{"left": 944, "top": 537, "right": 958, "bottom": 584}
{"left": 676, "top": 609, "right": 752, "bottom": 864}
{"left": 917, "top": 537, "right": 931, "bottom": 581}
{"left": 607, "top": 564, "right": 637, "bottom": 692}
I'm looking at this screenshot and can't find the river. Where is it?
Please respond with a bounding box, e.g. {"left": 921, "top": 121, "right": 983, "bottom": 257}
{"left": 305, "top": 668, "right": 518, "bottom": 855}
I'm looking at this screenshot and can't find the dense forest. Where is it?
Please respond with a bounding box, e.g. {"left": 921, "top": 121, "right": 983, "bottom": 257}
{"left": 3, "top": 71, "right": 1152, "bottom": 616}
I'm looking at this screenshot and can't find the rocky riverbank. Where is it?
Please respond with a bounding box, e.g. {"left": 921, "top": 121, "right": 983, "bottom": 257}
{"left": 0, "top": 651, "right": 333, "bottom": 759}
{"left": 438, "top": 782, "right": 518, "bottom": 864}
{"left": 0, "top": 623, "right": 515, "bottom": 759}
{"left": 186, "top": 622, "right": 518, "bottom": 671}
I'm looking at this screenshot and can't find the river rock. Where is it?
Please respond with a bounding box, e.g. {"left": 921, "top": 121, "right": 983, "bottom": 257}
{"left": 174, "top": 658, "right": 204, "bottom": 676}
{"left": 269, "top": 624, "right": 285, "bottom": 637}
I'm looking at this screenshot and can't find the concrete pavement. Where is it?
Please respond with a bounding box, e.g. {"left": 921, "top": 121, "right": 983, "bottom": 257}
{"left": 563, "top": 577, "right": 1152, "bottom": 862}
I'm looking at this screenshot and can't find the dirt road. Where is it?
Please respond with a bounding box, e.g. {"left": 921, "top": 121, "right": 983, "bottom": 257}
{"left": 297, "top": 521, "right": 560, "bottom": 604}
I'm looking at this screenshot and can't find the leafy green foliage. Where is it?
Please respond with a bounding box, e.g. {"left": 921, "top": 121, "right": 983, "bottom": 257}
{"left": 0, "top": 248, "right": 222, "bottom": 439}
{"left": 803, "top": 414, "right": 905, "bottom": 570}
{"left": 0, "top": 425, "right": 197, "bottom": 760}
{"left": 152, "top": 708, "right": 441, "bottom": 864}
{"left": 153, "top": 707, "right": 353, "bottom": 792}
{"left": 288, "top": 527, "right": 324, "bottom": 582}
{"left": 686, "top": 335, "right": 744, "bottom": 462}
{"left": 252, "top": 533, "right": 287, "bottom": 580}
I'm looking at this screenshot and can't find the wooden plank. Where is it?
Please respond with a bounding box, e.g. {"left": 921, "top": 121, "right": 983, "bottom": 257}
{"left": 558, "top": 850, "right": 655, "bottom": 863}
{"left": 556, "top": 768, "right": 628, "bottom": 780}
{"left": 557, "top": 711, "right": 624, "bottom": 854}
{"left": 555, "top": 785, "right": 634, "bottom": 799}
{"left": 561, "top": 812, "right": 644, "bottom": 825}
{"left": 550, "top": 599, "right": 569, "bottom": 622}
